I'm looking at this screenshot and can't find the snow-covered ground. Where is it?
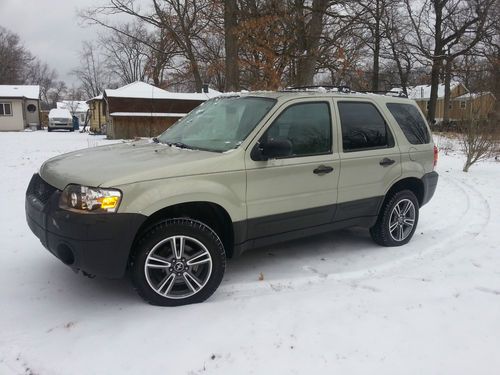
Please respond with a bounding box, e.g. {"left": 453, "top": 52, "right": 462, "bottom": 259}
{"left": 1, "top": 131, "right": 499, "bottom": 374}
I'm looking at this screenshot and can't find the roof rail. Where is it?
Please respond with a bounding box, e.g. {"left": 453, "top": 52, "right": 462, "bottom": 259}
{"left": 358, "top": 90, "right": 408, "bottom": 98}
{"left": 282, "top": 85, "right": 352, "bottom": 93}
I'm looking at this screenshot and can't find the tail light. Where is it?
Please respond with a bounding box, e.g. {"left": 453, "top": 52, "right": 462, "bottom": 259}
{"left": 433, "top": 145, "right": 438, "bottom": 169}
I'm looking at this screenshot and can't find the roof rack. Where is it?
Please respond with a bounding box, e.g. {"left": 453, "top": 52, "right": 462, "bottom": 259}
{"left": 282, "top": 85, "right": 408, "bottom": 98}
{"left": 282, "top": 85, "right": 352, "bottom": 93}
{"left": 358, "top": 90, "right": 408, "bottom": 98}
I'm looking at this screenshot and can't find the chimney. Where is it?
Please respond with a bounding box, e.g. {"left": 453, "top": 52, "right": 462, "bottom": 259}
{"left": 202, "top": 83, "right": 209, "bottom": 93}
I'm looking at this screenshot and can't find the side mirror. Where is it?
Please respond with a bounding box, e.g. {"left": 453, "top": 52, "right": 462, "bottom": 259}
{"left": 251, "top": 138, "right": 292, "bottom": 161}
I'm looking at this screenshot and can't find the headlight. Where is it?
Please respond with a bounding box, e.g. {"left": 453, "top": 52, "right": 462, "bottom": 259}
{"left": 59, "top": 184, "right": 122, "bottom": 213}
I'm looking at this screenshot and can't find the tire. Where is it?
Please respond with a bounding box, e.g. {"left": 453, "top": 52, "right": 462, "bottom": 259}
{"left": 47, "top": 128, "right": 52, "bottom": 132}
{"left": 130, "top": 218, "right": 226, "bottom": 306}
{"left": 370, "top": 190, "right": 419, "bottom": 247}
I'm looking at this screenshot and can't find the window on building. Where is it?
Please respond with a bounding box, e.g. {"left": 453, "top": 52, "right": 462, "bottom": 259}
{"left": 0, "top": 103, "right": 12, "bottom": 116}
{"left": 27, "top": 104, "right": 36, "bottom": 112}
{"left": 263, "top": 102, "right": 332, "bottom": 157}
{"left": 460, "top": 101, "right": 466, "bottom": 109}
{"left": 338, "top": 102, "right": 393, "bottom": 151}
{"left": 386, "top": 103, "right": 430, "bottom": 145}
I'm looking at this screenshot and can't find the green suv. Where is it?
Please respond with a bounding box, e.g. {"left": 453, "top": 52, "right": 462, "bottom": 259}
{"left": 25, "top": 89, "right": 438, "bottom": 306}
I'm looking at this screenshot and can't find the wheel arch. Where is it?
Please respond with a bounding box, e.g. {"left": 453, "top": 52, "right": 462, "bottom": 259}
{"left": 131, "top": 201, "right": 236, "bottom": 259}
{"left": 384, "top": 177, "right": 425, "bottom": 207}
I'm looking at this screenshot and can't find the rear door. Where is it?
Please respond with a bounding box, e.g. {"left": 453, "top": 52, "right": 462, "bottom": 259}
{"left": 334, "top": 99, "right": 402, "bottom": 220}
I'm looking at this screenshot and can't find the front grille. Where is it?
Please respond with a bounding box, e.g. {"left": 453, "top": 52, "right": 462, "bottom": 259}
{"left": 27, "top": 174, "right": 57, "bottom": 204}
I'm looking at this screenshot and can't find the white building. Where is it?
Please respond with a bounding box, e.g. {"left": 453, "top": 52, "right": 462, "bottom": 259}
{"left": 57, "top": 100, "right": 90, "bottom": 125}
{"left": 0, "top": 85, "right": 41, "bottom": 131}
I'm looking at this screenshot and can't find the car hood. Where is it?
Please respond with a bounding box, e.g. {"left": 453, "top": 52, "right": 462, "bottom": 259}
{"left": 39, "top": 140, "right": 240, "bottom": 189}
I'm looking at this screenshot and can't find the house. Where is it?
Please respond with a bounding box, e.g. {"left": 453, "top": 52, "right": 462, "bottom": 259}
{"left": 0, "top": 85, "right": 41, "bottom": 131}
{"left": 450, "top": 92, "right": 496, "bottom": 120}
{"left": 407, "top": 82, "right": 468, "bottom": 121}
{"left": 403, "top": 82, "right": 496, "bottom": 122}
{"left": 103, "top": 81, "right": 220, "bottom": 139}
{"left": 86, "top": 94, "right": 107, "bottom": 133}
{"left": 56, "top": 100, "right": 90, "bottom": 125}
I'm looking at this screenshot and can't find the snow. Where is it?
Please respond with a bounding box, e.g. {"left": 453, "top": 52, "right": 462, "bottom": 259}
{"left": 109, "top": 112, "right": 187, "bottom": 118}
{"left": 454, "top": 92, "right": 495, "bottom": 100}
{"left": 1, "top": 131, "right": 500, "bottom": 374}
{"left": 48, "top": 108, "right": 72, "bottom": 119}
{"left": 391, "top": 82, "right": 463, "bottom": 100}
{"left": 0, "top": 85, "right": 40, "bottom": 100}
{"left": 105, "top": 81, "right": 220, "bottom": 101}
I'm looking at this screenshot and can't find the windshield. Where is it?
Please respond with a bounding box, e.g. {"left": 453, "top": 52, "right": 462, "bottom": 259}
{"left": 157, "top": 96, "right": 276, "bottom": 152}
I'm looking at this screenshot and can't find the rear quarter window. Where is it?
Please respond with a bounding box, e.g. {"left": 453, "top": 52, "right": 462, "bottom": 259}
{"left": 386, "top": 103, "right": 430, "bottom": 144}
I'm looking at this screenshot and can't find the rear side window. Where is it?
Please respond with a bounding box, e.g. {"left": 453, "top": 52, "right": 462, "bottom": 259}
{"left": 338, "top": 102, "right": 392, "bottom": 151}
{"left": 265, "top": 102, "right": 332, "bottom": 156}
{"left": 386, "top": 103, "right": 430, "bottom": 144}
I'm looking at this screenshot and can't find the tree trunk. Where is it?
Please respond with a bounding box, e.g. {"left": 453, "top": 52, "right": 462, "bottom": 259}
{"left": 295, "top": 0, "right": 329, "bottom": 86}
{"left": 442, "top": 57, "right": 452, "bottom": 124}
{"left": 224, "top": 0, "right": 240, "bottom": 92}
{"left": 428, "top": 59, "right": 441, "bottom": 123}
{"left": 372, "top": 0, "right": 381, "bottom": 92}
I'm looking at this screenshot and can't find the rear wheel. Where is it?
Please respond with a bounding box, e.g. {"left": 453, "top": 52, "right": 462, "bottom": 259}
{"left": 370, "top": 190, "right": 419, "bottom": 246}
{"left": 130, "top": 218, "right": 226, "bottom": 306}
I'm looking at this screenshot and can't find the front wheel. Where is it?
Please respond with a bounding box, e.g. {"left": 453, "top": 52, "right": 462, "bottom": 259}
{"left": 370, "top": 190, "right": 419, "bottom": 247}
{"left": 130, "top": 219, "right": 226, "bottom": 306}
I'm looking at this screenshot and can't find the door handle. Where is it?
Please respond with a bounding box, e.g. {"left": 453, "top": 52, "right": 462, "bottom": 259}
{"left": 313, "top": 165, "right": 334, "bottom": 175}
{"left": 379, "top": 158, "right": 396, "bottom": 166}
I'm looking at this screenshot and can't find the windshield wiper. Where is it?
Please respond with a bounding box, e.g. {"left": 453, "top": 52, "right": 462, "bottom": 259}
{"left": 166, "top": 141, "right": 195, "bottom": 150}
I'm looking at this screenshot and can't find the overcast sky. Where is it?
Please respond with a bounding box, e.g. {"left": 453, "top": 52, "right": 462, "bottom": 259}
{"left": 0, "top": 0, "right": 109, "bottom": 85}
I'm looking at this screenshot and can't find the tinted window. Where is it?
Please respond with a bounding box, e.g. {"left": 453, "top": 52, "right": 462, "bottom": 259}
{"left": 386, "top": 103, "right": 430, "bottom": 144}
{"left": 338, "top": 102, "right": 390, "bottom": 151}
{"left": 264, "top": 102, "right": 331, "bottom": 157}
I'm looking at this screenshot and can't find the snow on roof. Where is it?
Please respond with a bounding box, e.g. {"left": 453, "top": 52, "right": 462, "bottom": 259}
{"left": 0, "top": 85, "right": 40, "bottom": 99}
{"left": 453, "top": 92, "right": 494, "bottom": 100}
{"left": 87, "top": 93, "right": 103, "bottom": 102}
{"left": 110, "top": 112, "right": 187, "bottom": 118}
{"left": 407, "top": 82, "right": 463, "bottom": 100}
{"left": 48, "top": 108, "right": 72, "bottom": 119}
{"left": 57, "top": 101, "right": 89, "bottom": 113}
{"left": 104, "top": 81, "right": 220, "bottom": 101}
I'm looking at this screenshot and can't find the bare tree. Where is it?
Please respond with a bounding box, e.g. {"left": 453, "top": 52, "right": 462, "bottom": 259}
{"left": 224, "top": 0, "right": 240, "bottom": 91}
{"left": 47, "top": 81, "right": 67, "bottom": 108}
{"left": 99, "top": 22, "right": 150, "bottom": 84}
{"left": 460, "top": 116, "right": 498, "bottom": 172}
{"left": 72, "top": 42, "right": 111, "bottom": 99}
{"left": 24, "top": 59, "right": 57, "bottom": 104}
{"left": 81, "top": 0, "right": 216, "bottom": 92}
{"left": 405, "top": 0, "right": 495, "bottom": 123}
{"left": 0, "top": 26, "right": 34, "bottom": 84}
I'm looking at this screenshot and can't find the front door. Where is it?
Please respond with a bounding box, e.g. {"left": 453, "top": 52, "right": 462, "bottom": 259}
{"left": 245, "top": 99, "right": 340, "bottom": 240}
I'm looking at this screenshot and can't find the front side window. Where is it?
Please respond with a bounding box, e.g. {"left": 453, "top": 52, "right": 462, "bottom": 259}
{"left": 0, "top": 103, "right": 12, "bottom": 116}
{"left": 338, "top": 102, "right": 391, "bottom": 151}
{"left": 158, "top": 96, "right": 276, "bottom": 152}
{"left": 386, "top": 103, "right": 430, "bottom": 144}
{"left": 262, "top": 102, "right": 332, "bottom": 157}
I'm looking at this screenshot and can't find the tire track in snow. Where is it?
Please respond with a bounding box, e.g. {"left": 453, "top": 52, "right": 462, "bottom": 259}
{"left": 217, "top": 173, "right": 491, "bottom": 300}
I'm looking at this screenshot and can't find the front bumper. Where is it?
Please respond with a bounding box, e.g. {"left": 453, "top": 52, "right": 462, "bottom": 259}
{"left": 25, "top": 174, "right": 146, "bottom": 278}
{"left": 421, "top": 171, "right": 439, "bottom": 206}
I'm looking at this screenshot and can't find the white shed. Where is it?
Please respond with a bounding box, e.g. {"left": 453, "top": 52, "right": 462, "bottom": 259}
{"left": 0, "top": 85, "right": 41, "bottom": 131}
